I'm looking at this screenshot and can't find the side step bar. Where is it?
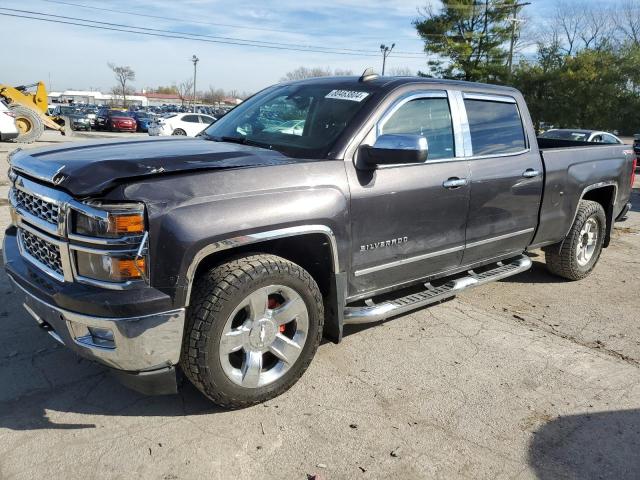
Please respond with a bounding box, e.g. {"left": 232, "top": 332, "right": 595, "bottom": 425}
{"left": 343, "top": 254, "right": 532, "bottom": 325}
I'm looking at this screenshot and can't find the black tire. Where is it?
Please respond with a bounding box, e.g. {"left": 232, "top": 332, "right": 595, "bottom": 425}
{"left": 9, "top": 105, "right": 44, "bottom": 143}
{"left": 182, "top": 254, "right": 324, "bottom": 408}
{"left": 172, "top": 128, "right": 187, "bottom": 136}
{"left": 544, "top": 200, "right": 606, "bottom": 280}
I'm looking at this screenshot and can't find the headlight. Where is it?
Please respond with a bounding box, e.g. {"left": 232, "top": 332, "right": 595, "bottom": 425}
{"left": 70, "top": 202, "right": 148, "bottom": 285}
{"left": 73, "top": 203, "right": 145, "bottom": 238}
{"left": 75, "top": 250, "right": 147, "bottom": 282}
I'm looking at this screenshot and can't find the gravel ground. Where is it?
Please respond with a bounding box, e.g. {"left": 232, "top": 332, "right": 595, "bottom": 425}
{"left": 0, "top": 131, "right": 639, "bottom": 480}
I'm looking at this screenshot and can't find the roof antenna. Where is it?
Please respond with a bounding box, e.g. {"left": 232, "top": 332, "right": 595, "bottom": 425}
{"left": 359, "top": 68, "right": 379, "bottom": 82}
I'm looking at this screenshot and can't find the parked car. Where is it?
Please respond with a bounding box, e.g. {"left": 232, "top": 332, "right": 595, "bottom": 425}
{"left": 51, "top": 105, "right": 91, "bottom": 131}
{"left": 540, "top": 129, "right": 623, "bottom": 144}
{"left": 633, "top": 134, "right": 640, "bottom": 160}
{"left": 82, "top": 106, "right": 98, "bottom": 128}
{"left": 5, "top": 75, "right": 635, "bottom": 407}
{"left": 132, "top": 111, "right": 154, "bottom": 132}
{"left": 0, "top": 99, "right": 18, "bottom": 141}
{"left": 96, "top": 108, "right": 137, "bottom": 132}
{"left": 148, "top": 113, "right": 216, "bottom": 136}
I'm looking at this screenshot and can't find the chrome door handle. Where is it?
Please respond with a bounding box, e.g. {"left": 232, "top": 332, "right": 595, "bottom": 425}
{"left": 442, "top": 177, "right": 468, "bottom": 189}
{"left": 522, "top": 168, "right": 541, "bottom": 178}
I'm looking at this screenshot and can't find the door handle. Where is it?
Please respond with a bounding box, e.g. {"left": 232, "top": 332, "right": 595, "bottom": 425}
{"left": 522, "top": 168, "right": 541, "bottom": 178}
{"left": 442, "top": 177, "right": 468, "bottom": 189}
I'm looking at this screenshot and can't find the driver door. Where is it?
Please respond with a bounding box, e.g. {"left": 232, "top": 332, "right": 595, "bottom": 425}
{"left": 345, "top": 90, "right": 471, "bottom": 298}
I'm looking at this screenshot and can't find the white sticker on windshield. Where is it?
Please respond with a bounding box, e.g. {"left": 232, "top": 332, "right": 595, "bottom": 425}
{"left": 325, "top": 90, "right": 369, "bottom": 102}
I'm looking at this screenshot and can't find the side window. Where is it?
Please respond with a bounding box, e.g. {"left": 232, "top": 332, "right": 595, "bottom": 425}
{"left": 200, "top": 115, "right": 215, "bottom": 124}
{"left": 591, "top": 134, "right": 603, "bottom": 143}
{"left": 380, "top": 97, "right": 455, "bottom": 160}
{"left": 182, "top": 115, "right": 200, "bottom": 123}
{"left": 602, "top": 134, "right": 619, "bottom": 144}
{"left": 464, "top": 99, "right": 526, "bottom": 156}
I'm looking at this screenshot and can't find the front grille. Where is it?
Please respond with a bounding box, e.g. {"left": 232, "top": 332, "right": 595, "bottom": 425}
{"left": 20, "top": 228, "right": 64, "bottom": 276}
{"left": 14, "top": 188, "right": 59, "bottom": 225}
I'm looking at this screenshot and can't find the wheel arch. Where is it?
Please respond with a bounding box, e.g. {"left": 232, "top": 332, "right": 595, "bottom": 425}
{"left": 580, "top": 183, "right": 617, "bottom": 248}
{"left": 184, "top": 225, "right": 345, "bottom": 343}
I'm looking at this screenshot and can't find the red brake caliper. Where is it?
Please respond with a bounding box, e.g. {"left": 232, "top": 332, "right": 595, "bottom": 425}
{"left": 268, "top": 296, "right": 286, "bottom": 333}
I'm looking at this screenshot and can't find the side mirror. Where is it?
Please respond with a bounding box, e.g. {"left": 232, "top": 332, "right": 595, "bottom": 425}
{"left": 358, "top": 134, "right": 428, "bottom": 169}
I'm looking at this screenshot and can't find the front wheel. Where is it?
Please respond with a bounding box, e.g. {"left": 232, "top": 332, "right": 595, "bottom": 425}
{"left": 544, "top": 200, "right": 606, "bottom": 280}
{"left": 182, "top": 254, "right": 324, "bottom": 408}
{"left": 9, "top": 105, "right": 44, "bottom": 143}
{"left": 172, "top": 128, "right": 187, "bottom": 136}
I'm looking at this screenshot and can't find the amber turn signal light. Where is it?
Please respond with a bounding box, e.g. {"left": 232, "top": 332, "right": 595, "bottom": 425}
{"left": 113, "top": 257, "right": 146, "bottom": 280}
{"left": 109, "top": 213, "right": 145, "bottom": 235}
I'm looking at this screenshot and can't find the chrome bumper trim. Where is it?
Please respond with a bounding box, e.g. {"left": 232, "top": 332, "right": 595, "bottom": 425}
{"left": 9, "top": 275, "right": 185, "bottom": 372}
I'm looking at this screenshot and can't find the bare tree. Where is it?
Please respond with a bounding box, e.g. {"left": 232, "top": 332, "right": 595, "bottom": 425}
{"left": 542, "top": 2, "right": 616, "bottom": 55}
{"left": 280, "top": 66, "right": 352, "bottom": 82}
{"left": 177, "top": 78, "right": 194, "bottom": 106}
{"left": 204, "top": 86, "right": 225, "bottom": 105}
{"left": 616, "top": 0, "right": 640, "bottom": 46}
{"left": 108, "top": 63, "right": 135, "bottom": 107}
{"left": 387, "top": 66, "right": 414, "bottom": 76}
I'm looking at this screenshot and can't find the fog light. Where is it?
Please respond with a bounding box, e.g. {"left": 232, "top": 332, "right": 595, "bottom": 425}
{"left": 87, "top": 327, "right": 115, "bottom": 348}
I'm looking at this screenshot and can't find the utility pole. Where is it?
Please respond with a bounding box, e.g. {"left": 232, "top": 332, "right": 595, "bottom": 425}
{"left": 380, "top": 43, "right": 395, "bottom": 76}
{"left": 191, "top": 54, "right": 199, "bottom": 112}
{"left": 507, "top": 2, "right": 530, "bottom": 75}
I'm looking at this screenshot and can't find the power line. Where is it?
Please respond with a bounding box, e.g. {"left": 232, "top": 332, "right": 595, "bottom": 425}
{"left": 0, "top": 10, "right": 435, "bottom": 59}
{"left": 40, "top": 0, "right": 423, "bottom": 42}
{"left": 36, "top": 0, "right": 510, "bottom": 51}
{"left": 0, "top": 7, "right": 432, "bottom": 58}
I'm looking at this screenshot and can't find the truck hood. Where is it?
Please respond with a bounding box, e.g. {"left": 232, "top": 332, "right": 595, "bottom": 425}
{"left": 9, "top": 137, "right": 296, "bottom": 197}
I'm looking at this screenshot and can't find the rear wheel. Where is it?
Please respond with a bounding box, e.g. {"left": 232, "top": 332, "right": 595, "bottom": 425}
{"left": 9, "top": 105, "right": 44, "bottom": 143}
{"left": 182, "top": 254, "right": 324, "bottom": 408}
{"left": 172, "top": 128, "right": 186, "bottom": 136}
{"left": 544, "top": 200, "right": 606, "bottom": 280}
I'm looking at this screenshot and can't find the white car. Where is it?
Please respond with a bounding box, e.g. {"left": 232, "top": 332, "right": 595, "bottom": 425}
{"left": 148, "top": 113, "right": 216, "bottom": 137}
{"left": 0, "top": 100, "right": 19, "bottom": 142}
{"left": 540, "top": 129, "right": 623, "bottom": 144}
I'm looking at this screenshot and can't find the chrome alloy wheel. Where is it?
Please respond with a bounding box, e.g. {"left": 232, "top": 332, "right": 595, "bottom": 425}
{"left": 576, "top": 217, "right": 599, "bottom": 267}
{"left": 219, "top": 285, "right": 309, "bottom": 388}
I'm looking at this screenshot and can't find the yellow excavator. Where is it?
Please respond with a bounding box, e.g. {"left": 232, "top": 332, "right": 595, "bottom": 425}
{"left": 0, "top": 81, "right": 66, "bottom": 143}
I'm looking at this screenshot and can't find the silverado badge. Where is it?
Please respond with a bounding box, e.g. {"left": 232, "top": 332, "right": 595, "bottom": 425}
{"left": 360, "top": 237, "right": 408, "bottom": 251}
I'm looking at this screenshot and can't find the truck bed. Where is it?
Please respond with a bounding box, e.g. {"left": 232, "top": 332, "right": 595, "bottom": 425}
{"left": 530, "top": 138, "right": 634, "bottom": 248}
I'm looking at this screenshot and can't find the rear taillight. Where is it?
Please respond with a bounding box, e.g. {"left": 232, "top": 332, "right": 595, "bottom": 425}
{"left": 632, "top": 158, "right": 637, "bottom": 187}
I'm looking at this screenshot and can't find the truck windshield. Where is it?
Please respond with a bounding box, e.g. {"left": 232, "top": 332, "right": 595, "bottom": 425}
{"left": 201, "top": 84, "right": 374, "bottom": 158}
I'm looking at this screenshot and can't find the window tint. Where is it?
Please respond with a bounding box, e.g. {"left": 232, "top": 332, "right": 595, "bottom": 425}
{"left": 601, "top": 134, "right": 619, "bottom": 144}
{"left": 380, "top": 97, "right": 454, "bottom": 160}
{"left": 182, "top": 115, "right": 200, "bottom": 123}
{"left": 200, "top": 115, "right": 215, "bottom": 124}
{"left": 464, "top": 99, "right": 526, "bottom": 156}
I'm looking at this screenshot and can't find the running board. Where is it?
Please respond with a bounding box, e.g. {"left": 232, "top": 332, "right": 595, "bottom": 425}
{"left": 343, "top": 255, "right": 532, "bottom": 325}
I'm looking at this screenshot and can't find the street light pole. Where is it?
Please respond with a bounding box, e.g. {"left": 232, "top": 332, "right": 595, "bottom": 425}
{"left": 380, "top": 43, "right": 395, "bottom": 76}
{"left": 191, "top": 54, "right": 199, "bottom": 112}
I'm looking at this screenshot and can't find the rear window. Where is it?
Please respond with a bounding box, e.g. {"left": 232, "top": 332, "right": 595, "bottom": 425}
{"left": 464, "top": 99, "right": 526, "bottom": 156}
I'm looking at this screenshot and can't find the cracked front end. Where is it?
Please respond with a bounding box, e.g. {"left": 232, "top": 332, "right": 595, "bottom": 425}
{"left": 4, "top": 168, "right": 185, "bottom": 395}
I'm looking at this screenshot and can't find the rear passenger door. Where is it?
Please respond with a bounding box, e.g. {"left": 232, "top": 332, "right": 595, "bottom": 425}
{"left": 461, "top": 93, "right": 543, "bottom": 265}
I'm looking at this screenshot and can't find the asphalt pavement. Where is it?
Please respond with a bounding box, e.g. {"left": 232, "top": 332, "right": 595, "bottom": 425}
{"left": 0, "top": 131, "right": 639, "bottom": 479}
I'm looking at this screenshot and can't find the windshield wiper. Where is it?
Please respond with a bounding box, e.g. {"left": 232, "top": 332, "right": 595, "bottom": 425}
{"left": 211, "top": 135, "right": 273, "bottom": 150}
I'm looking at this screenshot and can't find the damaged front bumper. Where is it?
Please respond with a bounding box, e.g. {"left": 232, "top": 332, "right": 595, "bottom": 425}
{"left": 4, "top": 228, "right": 185, "bottom": 395}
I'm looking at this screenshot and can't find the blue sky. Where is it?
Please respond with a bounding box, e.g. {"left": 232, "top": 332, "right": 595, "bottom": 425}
{"left": 1, "top": 0, "right": 575, "bottom": 93}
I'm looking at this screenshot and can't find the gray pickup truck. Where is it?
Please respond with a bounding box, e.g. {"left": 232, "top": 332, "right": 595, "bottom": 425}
{"left": 4, "top": 74, "right": 635, "bottom": 407}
